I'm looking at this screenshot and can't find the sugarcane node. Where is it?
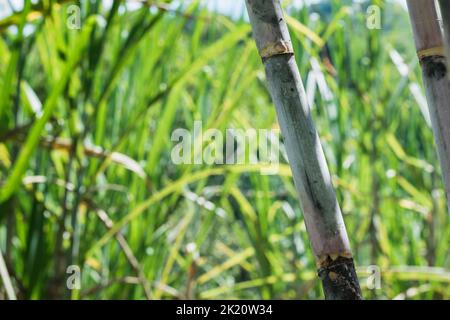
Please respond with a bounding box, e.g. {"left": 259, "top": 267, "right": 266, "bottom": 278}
{"left": 317, "top": 255, "right": 363, "bottom": 300}
{"left": 421, "top": 55, "right": 448, "bottom": 80}
{"left": 316, "top": 252, "right": 354, "bottom": 268}
{"left": 417, "top": 46, "right": 445, "bottom": 60}
{"left": 260, "top": 40, "right": 294, "bottom": 60}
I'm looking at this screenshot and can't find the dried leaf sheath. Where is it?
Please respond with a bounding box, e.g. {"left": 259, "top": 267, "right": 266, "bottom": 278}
{"left": 245, "top": 0, "right": 362, "bottom": 300}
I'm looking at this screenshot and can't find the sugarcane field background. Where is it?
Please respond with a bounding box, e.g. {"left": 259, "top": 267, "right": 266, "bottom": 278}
{"left": 0, "top": 0, "right": 449, "bottom": 300}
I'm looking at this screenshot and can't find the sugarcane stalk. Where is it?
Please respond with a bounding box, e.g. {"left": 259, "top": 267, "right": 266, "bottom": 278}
{"left": 438, "top": 0, "right": 450, "bottom": 68}
{"left": 407, "top": 0, "right": 450, "bottom": 214}
{"left": 245, "top": 0, "right": 362, "bottom": 300}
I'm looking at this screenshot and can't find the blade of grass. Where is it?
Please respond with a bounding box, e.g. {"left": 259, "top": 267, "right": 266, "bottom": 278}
{"left": 0, "top": 16, "right": 99, "bottom": 203}
{"left": 0, "top": 248, "right": 16, "bottom": 300}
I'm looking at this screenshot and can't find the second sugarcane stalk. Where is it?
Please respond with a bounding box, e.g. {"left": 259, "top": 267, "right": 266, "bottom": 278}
{"left": 245, "top": 0, "right": 362, "bottom": 300}
{"left": 438, "top": 0, "right": 450, "bottom": 68}
{"left": 407, "top": 0, "right": 450, "bottom": 214}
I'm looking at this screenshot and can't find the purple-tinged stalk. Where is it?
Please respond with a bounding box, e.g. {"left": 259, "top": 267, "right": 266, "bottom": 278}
{"left": 245, "top": 0, "right": 362, "bottom": 300}
{"left": 407, "top": 0, "right": 450, "bottom": 214}
{"left": 438, "top": 0, "right": 450, "bottom": 68}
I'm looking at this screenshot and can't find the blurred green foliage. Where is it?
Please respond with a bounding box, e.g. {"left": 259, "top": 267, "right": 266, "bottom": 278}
{"left": 0, "top": 0, "right": 448, "bottom": 300}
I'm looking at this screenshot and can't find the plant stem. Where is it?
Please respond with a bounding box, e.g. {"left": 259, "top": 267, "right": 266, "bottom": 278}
{"left": 245, "top": 0, "right": 362, "bottom": 300}
{"left": 438, "top": 0, "right": 450, "bottom": 68}
{"left": 407, "top": 0, "right": 450, "bottom": 214}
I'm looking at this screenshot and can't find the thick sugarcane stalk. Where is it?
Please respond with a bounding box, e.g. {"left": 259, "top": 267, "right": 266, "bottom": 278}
{"left": 438, "top": 0, "right": 450, "bottom": 68}
{"left": 245, "top": 0, "right": 362, "bottom": 300}
{"left": 407, "top": 0, "right": 450, "bottom": 214}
